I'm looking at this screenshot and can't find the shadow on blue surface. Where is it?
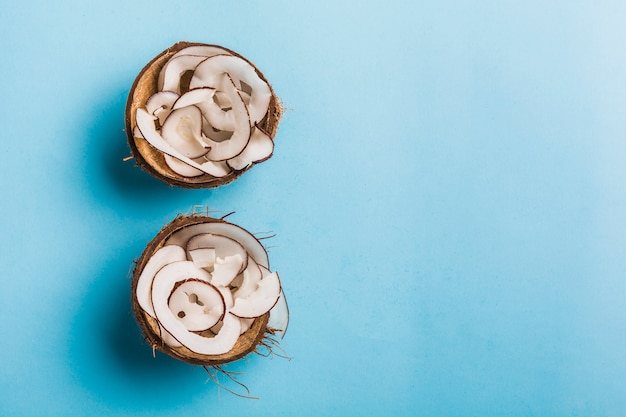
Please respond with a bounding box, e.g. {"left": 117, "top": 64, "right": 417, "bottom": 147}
{"left": 77, "top": 87, "right": 206, "bottom": 215}
{"left": 67, "top": 252, "right": 215, "bottom": 410}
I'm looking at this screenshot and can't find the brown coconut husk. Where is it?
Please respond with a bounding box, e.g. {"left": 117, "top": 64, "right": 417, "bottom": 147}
{"left": 125, "top": 41, "right": 282, "bottom": 189}
{"left": 131, "top": 214, "right": 271, "bottom": 366}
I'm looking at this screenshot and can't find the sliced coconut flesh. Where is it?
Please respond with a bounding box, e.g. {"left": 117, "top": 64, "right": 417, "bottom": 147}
{"left": 159, "top": 54, "right": 213, "bottom": 94}
{"left": 233, "top": 256, "right": 262, "bottom": 300}
{"left": 136, "top": 108, "right": 233, "bottom": 177}
{"left": 230, "top": 272, "right": 281, "bottom": 319}
{"left": 258, "top": 264, "right": 289, "bottom": 336}
{"left": 227, "top": 126, "right": 274, "bottom": 171}
{"left": 163, "top": 154, "right": 204, "bottom": 177}
{"left": 187, "top": 247, "right": 216, "bottom": 270}
{"left": 199, "top": 74, "right": 251, "bottom": 161}
{"left": 172, "top": 87, "right": 236, "bottom": 133}
{"left": 151, "top": 261, "right": 241, "bottom": 354}
{"left": 210, "top": 316, "right": 254, "bottom": 336}
{"left": 239, "top": 317, "right": 255, "bottom": 334}
{"left": 203, "top": 125, "right": 234, "bottom": 143}
{"left": 166, "top": 222, "right": 270, "bottom": 269}
{"left": 146, "top": 91, "right": 179, "bottom": 126}
{"left": 268, "top": 291, "right": 289, "bottom": 337}
{"left": 186, "top": 233, "right": 248, "bottom": 274}
{"left": 169, "top": 45, "right": 232, "bottom": 61}
{"left": 189, "top": 54, "right": 271, "bottom": 124}
{"left": 211, "top": 254, "right": 245, "bottom": 287}
{"left": 172, "top": 87, "right": 215, "bottom": 111}
{"left": 168, "top": 279, "right": 225, "bottom": 331}
{"left": 159, "top": 324, "right": 183, "bottom": 347}
{"left": 136, "top": 245, "right": 187, "bottom": 317}
{"left": 160, "top": 106, "right": 209, "bottom": 158}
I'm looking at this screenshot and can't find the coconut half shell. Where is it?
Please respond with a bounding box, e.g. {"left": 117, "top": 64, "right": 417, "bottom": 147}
{"left": 125, "top": 41, "right": 282, "bottom": 189}
{"left": 131, "top": 215, "right": 284, "bottom": 366}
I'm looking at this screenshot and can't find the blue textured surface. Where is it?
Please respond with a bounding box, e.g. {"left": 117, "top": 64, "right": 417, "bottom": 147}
{"left": 1, "top": 1, "right": 626, "bottom": 415}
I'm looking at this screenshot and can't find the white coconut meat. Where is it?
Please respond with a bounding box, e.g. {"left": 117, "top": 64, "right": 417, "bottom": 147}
{"left": 187, "top": 247, "right": 216, "bottom": 270}
{"left": 227, "top": 126, "right": 274, "bottom": 171}
{"left": 211, "top": 254, "right": 245, "bottom": 287}
{"left": 189, "top": 54, "right": 271, "bottom": 124}
{"left": 199, "top": 74, "right": 252, "bottom": 161}
{"left": 230, "top": 272, "right": 281, "bottom": 319}
{"left": 150, "top": 260, "right": 241, "bottom": 354}
{"left": 163, "top": 154, "right": 205, "bottom": 178}
{"left": 166, "top": 222, "right": 270, "bottom": 269}
{"left": 136, "top": 245, "right": 187, "bottom": 317}
{"left": 169, "top": 45, "right": 232, "bottom": 61}
{"left": 168, "top": 279, "right": 225, "bottom": 331}
{"left": 268, "top": 291, "right": 289, "bottom": 337}
{"left": 146, "top": 91, "right": 179, "bottom": 125}
{"left": 186, "top": 233, "right": 248, "bottom": 274}
{"left": 233, "top": 257, "right": 262, "bottom": 300}
{"left": 173, "top": 87, "right": 235, "bottom": 133}
{"left": 257, "top": 264, "right": 289, "bottom": 337}
{"left": 136, "top": 108, "right": 232, "bottom": 177}
{"left": 160, "top": 106, "right": 209, "bottom": 158}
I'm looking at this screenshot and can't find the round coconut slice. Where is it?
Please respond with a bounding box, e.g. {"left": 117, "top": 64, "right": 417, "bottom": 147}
{"left": 131, "top": 214, "right": 283, "bottom": 366}
{"left": 126, "top": 41, "right": 282, "bottom": 189}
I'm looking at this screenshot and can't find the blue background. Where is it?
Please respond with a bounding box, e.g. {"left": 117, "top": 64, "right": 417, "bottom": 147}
{"left": 1, "top": 1, "right": 626, "bottom": 416}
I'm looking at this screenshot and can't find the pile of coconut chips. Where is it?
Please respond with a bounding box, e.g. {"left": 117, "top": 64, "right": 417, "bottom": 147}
{"left": 126, "top": 42, "right": 281, "bottom": 188}
{"left": 132, "top": 215, "right": 288, "bottom": 365}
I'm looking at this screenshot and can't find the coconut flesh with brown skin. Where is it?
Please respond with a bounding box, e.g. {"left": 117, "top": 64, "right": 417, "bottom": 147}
{"left": 132, "top": 215, "right": 289, "bottom": 365}
{"left": 126, "top": 42, "right": 282, "bottom": 188}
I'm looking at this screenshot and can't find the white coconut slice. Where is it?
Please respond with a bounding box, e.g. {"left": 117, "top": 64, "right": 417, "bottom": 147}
{"left": 136, "top": 245, "right": 186, "bottom": 317}
{"left": 167, "top": 279, "right": 225, "bottom": 331}
{"left": 165, "top": 222, "right": 270, "bottom": 269}
{"left": 173, "top": 89, "right": 229, "bottom": 135}
{"left": 189, "top": 54, "right": 271, "bottom": 124}
{"left": 192, "top": 156, "right": 231, "bottom": 177}
{"left": 171, "top": 87, "right": 215, "bottom": 110}
{"left": 137, "top": 109, "right": 234, "bottom": 177}
{"left": 163, "top": 154, "right": 204, "bottom": 177}
{"left": 160, "top": 106, "right": 210, "bottom": 158}
{"left": 233, "top": 257, "right": 262, "bottom": 300}
{"left": 158, "top": 54, "right": 209, "bottom": 93}
{"left": 169, "top": 45, "right": 232, "bottom": 61}
{"left": 258, "top": 264, "right": 289, "bottom": 336}
{"left": 187, "top": 247, "right": 216, "bottom": 270}
{"left": 211, "top": 254, "right": 244, "bottom": 287}
{"left": 200, "top": 74, "right": 251, "bottom": 161}
{"left": 239, "top": 317, "right": 255, "bottom": 335}
{"left": 159, "top": 324, "right": 183, "bottom": 347}
{"left": 165, "top": 153, "right": 231, "bottom": 178}
{"left": 201, "top": 94, "right": 237, "bottom": 132}
{"left": 227, "top": 126, "right": 274, "bottom": 170}
{"left": 151, "top": 261, "right": 241, "bottom": 354}
{"left": 268, "top": 290, "right": 289, "bottom": 337}
{"left": 133, "top": 125, "right": 143, "bottom": 139}
{"left": 186, "top": 233, "right": 248, "bottom": 274}
{"left": 230, "top": 272, "right": 281, "bottom": 319}
{"left": 146, "top": 91, "right": 179, "bottom": 125}
{"left": 202, "top": 125, "right": 234, "bottom": 143}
